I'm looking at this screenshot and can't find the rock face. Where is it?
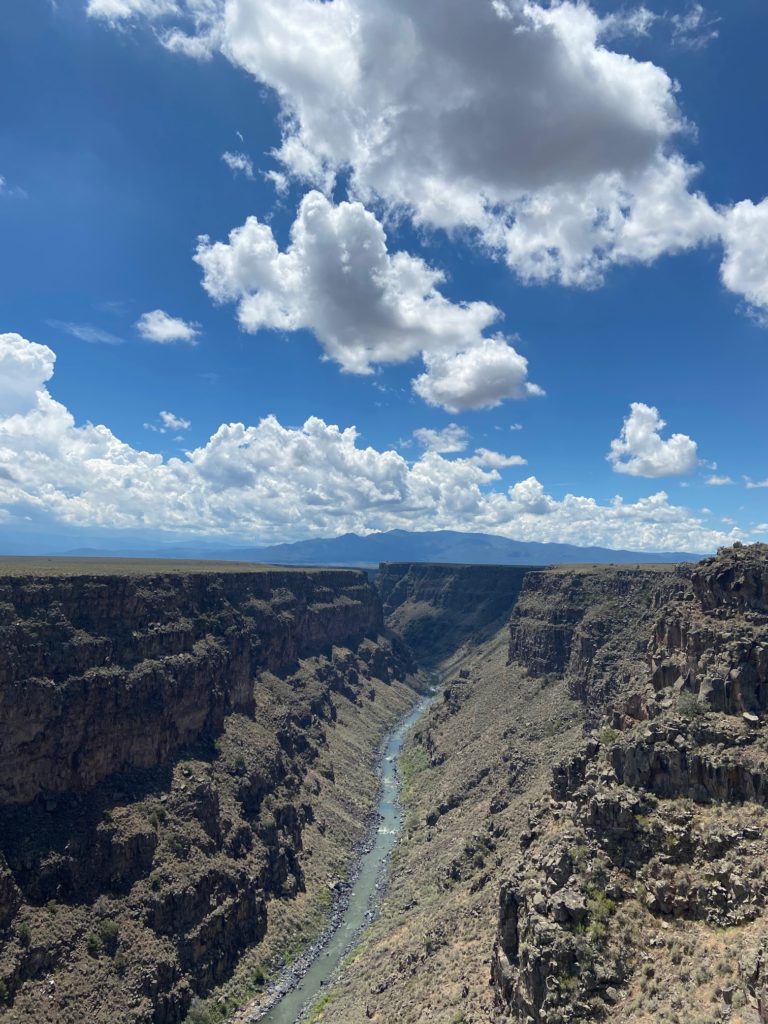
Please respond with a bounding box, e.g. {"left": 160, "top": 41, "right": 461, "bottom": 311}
{"left": 493, "top": 544, "right": 768, "bottom": 1024}
{"left": 0, "top": 568, "right": 381, "bottom": 805}
{"left": 0, "top": 563, "right": 416, "bottom": 1023}
{"left": 508, "top": 565, "right": 690, "bottom": 715}
{"left": 379, "top": 562, "right": 534, "bottom": 665}
{"left": 649, "top": 543, "right": 768, "bottom": 714}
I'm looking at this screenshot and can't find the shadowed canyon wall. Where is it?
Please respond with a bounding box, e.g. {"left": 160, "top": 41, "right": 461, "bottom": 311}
{"left": 0, "top": 562, "right": 416, "bottom": 1023}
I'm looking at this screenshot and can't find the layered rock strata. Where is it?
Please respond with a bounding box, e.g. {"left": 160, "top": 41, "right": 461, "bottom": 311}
{"left": 494, "top": 544, "right": 768, "bottom": 1024}
{"left": 508, "top": 565, "right": 690, "bottom": 714}
{"left": 0, "top": 567, "right": 381, "bottom": 805}
{"left": 0, "top": 562, "right": 416, "bottom": 1024}
{"left": 379, "top": 562, "right": 534, "bottom": 665}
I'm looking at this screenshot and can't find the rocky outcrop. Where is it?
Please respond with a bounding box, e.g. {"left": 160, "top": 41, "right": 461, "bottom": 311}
{"left": 379, "top": 562, "right": 533, "bottom": 664}
{"left": 0, "top": 562, "right": 416, "bottom": 1023}
{"left": 494, "top": 544, "right": 768, "bottom": 1023}
{"left": 649, "top": 543, "right": 768, "bottom": 714}
{"left": 0, "top": 567, "right": 382, "bottom": 805}
{"left": 508, "top": 565, "right": 690, "bottom": 714}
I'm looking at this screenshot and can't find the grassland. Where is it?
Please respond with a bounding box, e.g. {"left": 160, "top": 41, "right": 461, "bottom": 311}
{"left": 0, "top": 556, "right": 337, "bottom": 577}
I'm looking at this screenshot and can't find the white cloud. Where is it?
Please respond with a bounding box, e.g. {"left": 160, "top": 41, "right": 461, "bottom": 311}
{"left": 0, "top": 333, "right": 56, "bottom": 417}
{"left": 222, "top": 150, "right": 254, "bottom": 179}
{"left": 47, "top": 320, "right": 123, "bottom": 345}
{"left": 115, "top": 0, "right": 729, "bottom": 288}
{"left": 413, "top": 424, "right": 468, "bottom": 454}
{"left": 89, "top": 0, "right": 768, "bottom": 315}
{"left": 470, "top": 448, "right": 527, "bottom": 469}
{"left": 608, "top": 402, "right": 699, "bottom": 478}
{"left": 671, "top": 4, "right": 720, "bottom": 50}
{"left": 745, "top": 477, "right": 768, "bottom": 490}
{"left": 136, "top": 309, "right": 200, "bottom": 344}
{"left": 705, "top": 474, "right": 733, "bottom": 486}
{"left": 145, "top": 410, "right": 191, "bottom": 434}
{"left": 87, "top": 0, "right": 179, "bottom": 18}
{"left": 0, "top": 331, "right": 745, "bottom": 551}
{"left": 720, "top": 199, "right": 768, "bottom": 321}
{"left": 0, "top": 175, "right": 27, "bottom": 200}
{"left": 195, "top": 190, "right": 541, "bottom": 411}
{"left": 413, "top": 338, "right": 543, "bottom": 413}
{"left": 599, "top": 7, "right": 657, "bottom": 39}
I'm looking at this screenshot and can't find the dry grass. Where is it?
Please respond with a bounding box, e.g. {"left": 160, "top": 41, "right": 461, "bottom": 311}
{"left": 0, "top": 556, "right": 339, "bottom": 578}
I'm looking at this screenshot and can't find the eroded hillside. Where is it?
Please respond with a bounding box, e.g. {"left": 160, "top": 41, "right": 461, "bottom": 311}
{"left": 0, "top": 561, "right": 418, "bottom": 1023}
{"left": 494, "top": 544, "right": 768, "bottom": 1024}
{"left": 316, "top": 548, "right": 768, "bottom": 1024}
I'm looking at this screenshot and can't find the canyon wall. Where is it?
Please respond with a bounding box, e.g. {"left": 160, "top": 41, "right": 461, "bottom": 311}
{"left": 0, "top": 561, "right": 416, "bottom": 1024}
{"left": 507, "top": 564, "right": 691, "bottom": 714}
{"left": 494, "top": 543, "right": 768, "bottom": 1024}
{"left": 0, "top": 566, "right": 381, "bottom": 806}
{"left": 379, "top": 562, "right": 534, "bottom": 664}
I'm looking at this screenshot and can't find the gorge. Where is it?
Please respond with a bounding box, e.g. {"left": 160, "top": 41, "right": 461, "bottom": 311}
{"left": 1, "top": 546, "right": 768, "bottom": 1024}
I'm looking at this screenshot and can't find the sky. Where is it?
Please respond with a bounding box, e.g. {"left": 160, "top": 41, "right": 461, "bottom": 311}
{"left": 0, "top": 0, "right": 766, "bottom": 553}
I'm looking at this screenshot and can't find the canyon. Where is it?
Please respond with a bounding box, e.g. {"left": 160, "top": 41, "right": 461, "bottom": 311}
{"left": 1, "top": 545, "right": 767, "bottom": 1024}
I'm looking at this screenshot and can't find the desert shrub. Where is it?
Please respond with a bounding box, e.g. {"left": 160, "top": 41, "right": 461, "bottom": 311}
{"left": 97, "top": 919, "right": 119, "bottom": 955}
{"left": 86, "top": 932, "right": 101, "bottom": 957}
{"left": 16, "top": 922, "right": 31, "bottom": 947}
{"left": 678, "top": 691, "right": 706, "bottom": 720}
{"left": 600, "top": 727, "right": 620, "bottom": 746}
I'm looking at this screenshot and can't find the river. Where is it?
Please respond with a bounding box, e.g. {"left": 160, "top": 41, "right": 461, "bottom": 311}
{"left": 254, "top": 686, "right": 436, "bottom": 1023}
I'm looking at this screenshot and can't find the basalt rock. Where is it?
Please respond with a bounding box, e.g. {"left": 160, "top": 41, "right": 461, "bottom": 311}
{"left": 0, "top": 563, "right": 416, "bottom": 1024}
{"left": 0, "top": 568, "right": 383, "bottom": 806}
{"left": 508, "top": 565, "right": 689, "bottom": 716}
{"left": 494, "top": 545, "right": 768, "bottom": 1022}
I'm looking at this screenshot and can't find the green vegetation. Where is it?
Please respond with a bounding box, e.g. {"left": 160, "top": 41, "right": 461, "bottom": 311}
{"left": 16, "top": 921, "right": 31, "bottom": 947}
{"left": 0, "top": 980, "right": 9, "bottom": 1005}
{"left": 399, "top": 744, "right": 430, "bottom": 794}
{"left": 86, "top": 933, "right": 102, "bottom": 957}
{"left": 307, "top": 987, "right": 337, "bottom": 1023}
{"left": 585, "top": 886, "right": 615, "bottom": 941}
{"left": 678, "top": 691, "right": 706, "bottom": 719}
{"left": 97, "top": 919, "right": 120, "bottom": 956}
{"left": 599, "top": 726, "right": 620, "bottom": 745}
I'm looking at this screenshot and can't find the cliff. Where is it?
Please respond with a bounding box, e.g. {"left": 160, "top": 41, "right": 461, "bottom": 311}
{"left": 0, "top": 559, "right": 417, "bottom": 1023}
{"left": 0, "top": 563, "right": 380, "bottom": 806}
{"left": 493, "top": 544, "right": 768, "bottom": 1024}
{"left": 507, "top": 564, "right": 691, "bottom": 716}
{"left": 379, "top": 562, "right": 534, "bottom": 665}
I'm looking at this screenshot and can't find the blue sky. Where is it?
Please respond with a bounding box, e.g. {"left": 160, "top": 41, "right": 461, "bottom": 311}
{"left": 0, "top": 0, "right": 766, "bottom": 552}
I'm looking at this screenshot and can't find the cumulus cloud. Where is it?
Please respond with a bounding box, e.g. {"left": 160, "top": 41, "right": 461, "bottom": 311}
{"left": 136, "top": 309, "right": 200, "bottom": 344}
{"left": 413, "top": 424, "right": 468, "bottom": 454}
{"left": 195, "top": 190, "right": 541, "bottom": 411}
{"left": 608, "top": 403, "right": 699, "bottom": 478}
{"left": 414, "top": 339, "right": 543, "bottom": 413}
{"left": 470, "top": 449, "right": 527, "bottom": 469}
{"left": 145, "top": 410, "right": 191, "bottom": 434}
{"left": 110, "top": 0, "right": 730, "bottom": 286}
{"left": 720, "top": 199, "right": 768, "bottom": 321}
{"left": 0, "top": 331, "right": 745, "bottom": 551}
{"left": 745, "top": 477, "right": 768, "bottom": 490}
{"left": 89, "top": 0, "right": 768, "bottom": 314}
{"left": 705, "top": 474, "right": 733, "bottom": 486}
{"left": 0, "top": 333, "right": 56, "bottom": 417}
{"left": 221, "top": 150, "right": 254, "bottom": 179}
